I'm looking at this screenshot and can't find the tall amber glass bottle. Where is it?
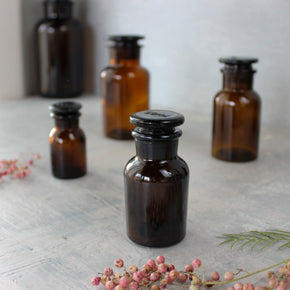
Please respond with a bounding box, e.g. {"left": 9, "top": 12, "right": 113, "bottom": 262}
{"left": 124, "top": 110, "right": 189, "bottom": 247}
{"left": 49, "top": 101, "right": 87, "bottom": 178}
{"left": 212, "top": 57, "right": 261, "bottom": 162}
{"left": 100, "top": 35, "right": 149, "bottom": 139}
{"left": 36, "top": 0, "right": 83, "bottom": 98}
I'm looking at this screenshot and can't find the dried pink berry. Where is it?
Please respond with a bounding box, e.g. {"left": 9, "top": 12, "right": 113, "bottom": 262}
{"left": 142, "top": 264, "right": 151, "bottom": 277}
{"left": 128, "top": 265, "right": 138, "bottom": 274}
{"left": 185, "top": 264, "right": 194, "bottom": 272}
{"left": 105, "top": 280, "right": 115, "bottom": 290}
{"left": 158, "top": 263, "right": 167, "bottom": 274}
{"left": 129, "top": 281, "right": 139, "bottom": 290}
{"left": 118, "top": 276, "right": 130, "bottom": 287}
{"left": 156, "top": 255, "right": 165, "bottom": 264}
{"left": 224, "top": 271, "right": 234, "bottom": 281}
{"left": 211, "top": 271, "right": 220, "bottom": 281}
{"left": 165, "top": 273, "right": 174, "bottom": 284}
{"left": 266, "top": 270, "right": 276, "bottom": 279}
{"left": 178, "top": 273, "right": 187, "bottom": 283}
{"left": 243, "top": 283, "right": 254, "bottom": 290}
{"left": 147, "top": 259, "right": 156, "bottom": 269}
{"left": 168, "top": 270, "right": 179, "bottom": 281}
{"left": 114, "top": 259, "right": 124, "bottom": 268}
{"left": 192, "top": 259, "right": 202, "bottom": 268}
{"left": 91, "top": 276, "right": 101, "bottom": 286}
{"left": 104, "top": 267, "right": 113, "bottom": 277}
{"left": 150, "top": 272, "right": 160, "bottom": 282}
{"left": 160, "top": 278, "right": 167, "bottom": 289}
{"left": 167, "top": 263, "right": 175, "bottom": 271}
{"left": 234, "top": 283, "right": 244, "bottom": 290}
{"left": 268, "top": 278, "right": 279, "bottom": 288}
{"left": 133, "top": 271, "right": 143, "bottom": 282}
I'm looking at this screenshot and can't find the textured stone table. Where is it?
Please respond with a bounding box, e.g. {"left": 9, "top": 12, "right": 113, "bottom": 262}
{"left": 0, "top": 96, "right": 289, "bottom": 289}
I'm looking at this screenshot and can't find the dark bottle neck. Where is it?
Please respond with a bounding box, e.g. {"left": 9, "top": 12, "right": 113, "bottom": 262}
{"left": 110, "top": 47, "right": 141, "bottom": 66}
{"left": 54, "top": 118, "right": 79, "bottom": 129}
{"left": 44, "top": 2, "right": 73, "bottom": 20}
{"left": 222, "top": 72, "right": 254, "bottom": 91}
{"left": 135, "top": 139, "right": 179, "bottom": 160}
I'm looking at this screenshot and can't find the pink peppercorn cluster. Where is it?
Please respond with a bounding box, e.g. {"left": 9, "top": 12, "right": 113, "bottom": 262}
{"left": 0, "top": 154, "right": 40, "bottom": 182}
{"left": 92, "top": 256, "right": 205, "bottom": 290}
{"left": 92, "top": 257, "right": 290, "bottom": 290}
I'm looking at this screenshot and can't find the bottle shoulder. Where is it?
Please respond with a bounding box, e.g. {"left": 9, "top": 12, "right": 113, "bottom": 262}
{"left": 100, "top": 65, "right": 149, "bottom": 81}
{"left": 124, "top": 156, "right": 189, "bottom": 182}
{"left": 49, "top": 127, "right": 86, "bottom": 142}
{"left": 101, "top": 64, "right": 149, "bottom": 74}
{"left": 214, "top": 89, "right": 261, "bottom": 104}
{"left": 36, "top": 18, "right": 81, "bottom": 32}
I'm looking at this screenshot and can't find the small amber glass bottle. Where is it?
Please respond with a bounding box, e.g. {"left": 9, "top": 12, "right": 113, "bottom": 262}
{"left": 100, "top": 35, "right": 149, "bottom": 139}
{"left": 49, "top": 101, "right": 87, "bottom": 178}
{"left": 36, "top": 0, "right": 83, "bottom": 98}
{"left": 124, "top": 110, "right": 189, "bottom": 247}
{"left": 212, "top": 57, "right": 261, "bottom": 162}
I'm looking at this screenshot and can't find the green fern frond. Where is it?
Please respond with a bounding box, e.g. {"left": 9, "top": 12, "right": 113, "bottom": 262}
{"left": 218, "top": 230, "right": 290, "bottom": 251}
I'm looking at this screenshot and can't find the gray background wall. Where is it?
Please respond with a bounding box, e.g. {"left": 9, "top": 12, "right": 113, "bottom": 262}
{"left": 1, "top": 0, "right": 290, "bottom": 126}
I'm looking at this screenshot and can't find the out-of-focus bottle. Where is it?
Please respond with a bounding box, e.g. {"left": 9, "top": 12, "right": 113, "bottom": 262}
{"left": 212, "top": 57, "right": 261, "bottom": 162}
{"left": 124, "top": 110, "right": 189, "bottom": 247}
{"left": 100, "top": 35, "right": 149, "bottom": 139}
{"left": 36, "top": 0, "right": 83, "bottom": 98}
{"left": 49, "top": 101, "right": 87, "bottom": 178}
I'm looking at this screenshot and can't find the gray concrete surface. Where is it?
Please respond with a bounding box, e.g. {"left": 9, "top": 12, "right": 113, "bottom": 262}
{"left": 0, "top": 96, "right": 289, "bottom": 289}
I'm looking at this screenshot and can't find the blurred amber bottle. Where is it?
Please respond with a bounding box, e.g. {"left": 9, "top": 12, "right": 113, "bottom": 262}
{"left": 100, "top": 35, "right": 149, "bottom": 139}
{"left": 49, "top": 101, "right": 87, "bottom": 179}
{"left": 36, "top": 0, "right": 83, "bottom": 98}
{"left": 212, "top": 57, "right": 261, "bottom": 162}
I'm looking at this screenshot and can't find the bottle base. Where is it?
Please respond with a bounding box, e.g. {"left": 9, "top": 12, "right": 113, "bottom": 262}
{"left": 127, "top": 233, "right": 185, "bottom": 248}
{"left": 52, "top": 166, "right": 86, "bottom": 179}
{"left": 106, "top": 129, "right": 133, "bottom": 140}
{"left": 40, "top": 91, "right": 83, "bottom": 99}
{"left": 212, "top": 147, "right": 257, "bottom": 162}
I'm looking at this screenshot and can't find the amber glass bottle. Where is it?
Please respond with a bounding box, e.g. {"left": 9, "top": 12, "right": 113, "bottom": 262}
{"left": 212, "top": 57, "right": 261, "bottom": 162}
{"left": 36, "top": 0, "right": 83, "bottom": 98}
{"left": 100, "top": 35, "right": 149, "bottom": 139}
{"left": 49, "top": 101, "right": 87, "bottom": 178}
{"left": 124, "top": 110, "right": 189, "bottom": 247}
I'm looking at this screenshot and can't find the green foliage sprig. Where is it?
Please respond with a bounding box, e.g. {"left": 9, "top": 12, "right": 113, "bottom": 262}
{"left": 218, "top": 229, "right": 290, "bottom": 251}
